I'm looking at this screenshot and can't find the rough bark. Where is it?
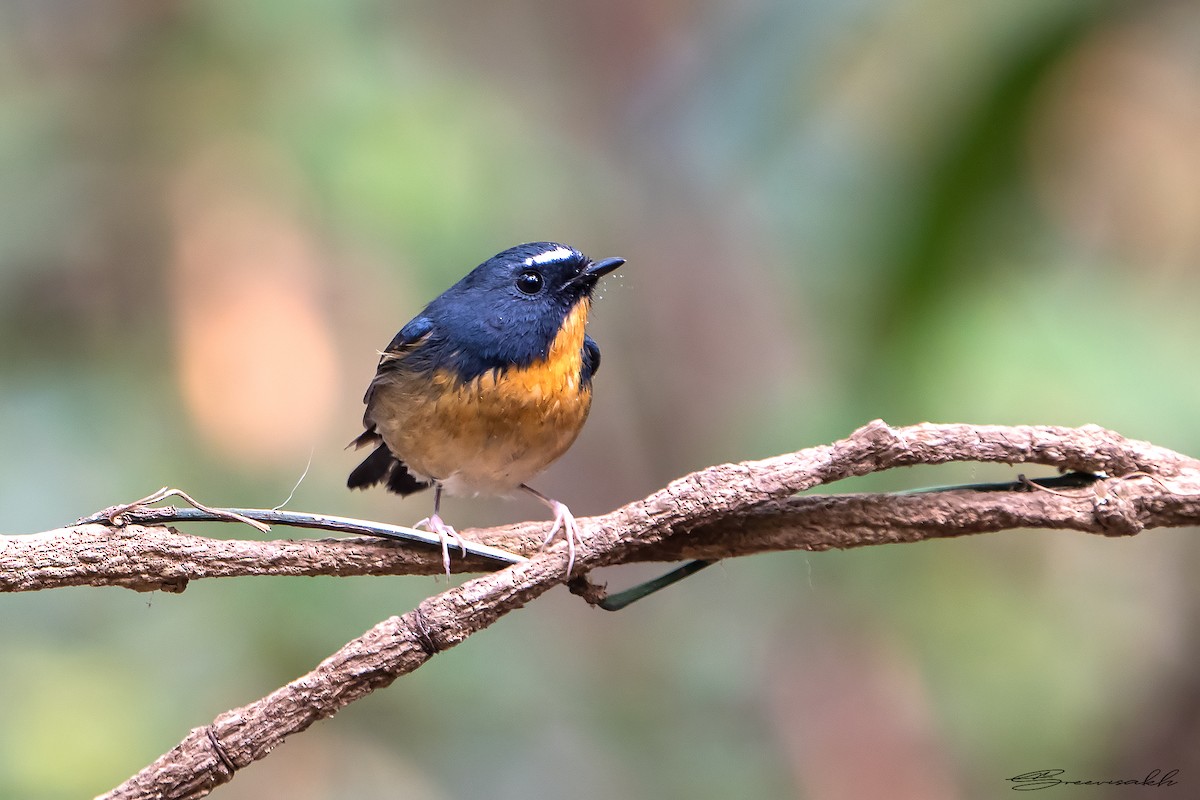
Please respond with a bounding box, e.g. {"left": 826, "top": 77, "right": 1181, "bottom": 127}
{"left": 4, "top": 422, "right": 1196, "bottom": 799}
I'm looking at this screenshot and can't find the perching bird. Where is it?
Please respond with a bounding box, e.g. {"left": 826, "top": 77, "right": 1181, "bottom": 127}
{"left": 348, "top": 242, "right": 625, "bottom": 575}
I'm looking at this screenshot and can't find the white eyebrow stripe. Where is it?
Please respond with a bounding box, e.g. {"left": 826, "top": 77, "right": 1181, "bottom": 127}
{"left": 525, "top": 246, "right": 576, "bottom": 266}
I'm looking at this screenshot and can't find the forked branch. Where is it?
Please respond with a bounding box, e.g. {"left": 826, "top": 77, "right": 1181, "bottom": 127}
{"left": 3, "top": 421, "right": 1197, "bottom": 799}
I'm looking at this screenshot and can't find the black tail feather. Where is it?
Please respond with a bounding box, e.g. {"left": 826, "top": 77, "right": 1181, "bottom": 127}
{"left": 386, "top": 460, "right": 429, "bottom": 495}
{"left": 347, "top": 443, "right": 393, "bottom": 489}
{"left": 347, "top": 442, "right": 431, "bottom": 497}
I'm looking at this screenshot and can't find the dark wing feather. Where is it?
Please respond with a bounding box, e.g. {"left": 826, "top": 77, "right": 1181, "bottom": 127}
{"left": 363, "top": 315, "right": 436, "bottom": 405}
{"left": 581, "top": 334, "right": 601, "bottom": 386}
{"left": 347, "top": 316, "right": 437, "bottom": 496}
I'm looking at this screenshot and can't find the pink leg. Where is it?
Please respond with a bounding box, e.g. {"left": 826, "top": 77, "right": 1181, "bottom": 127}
{"left": 413, "top": 485, "right": 465, "bottom": 576}
{"left": 522, "top": 485, "right": 581, "bottom": 576}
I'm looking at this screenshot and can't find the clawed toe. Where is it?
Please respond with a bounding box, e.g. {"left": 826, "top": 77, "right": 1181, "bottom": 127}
{"left": 521, "top": 484, "right": 586, "bottom": 577}
{"left": 415, "top": 513, "right": 465, "bottom": 576}
{"left": 543, "top": 500, "right": 580, "bottom": 577}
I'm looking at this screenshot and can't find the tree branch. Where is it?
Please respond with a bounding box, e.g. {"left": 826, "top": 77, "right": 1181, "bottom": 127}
{"left": 7, "top": 471, "right": 1199, "bottom": 594}
{"left": 4, "top": 421, "right": 1193, "bottom": 799}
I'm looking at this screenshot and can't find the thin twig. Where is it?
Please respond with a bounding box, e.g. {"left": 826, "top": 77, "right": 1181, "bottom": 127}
{"left": 97, "top": 487, "right": 272, "bottom": 534}
{"left": 74, "top": 503, "right": 525, "bottom": 567}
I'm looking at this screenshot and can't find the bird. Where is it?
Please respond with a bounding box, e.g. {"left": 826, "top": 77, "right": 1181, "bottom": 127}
{"left": 348, "top": 242, "right": 625, "bottom": 576}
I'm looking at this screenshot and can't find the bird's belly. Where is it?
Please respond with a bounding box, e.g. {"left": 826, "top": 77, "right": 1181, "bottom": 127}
{"left": 372, "top": 363, "right": 592, "bottom": 495}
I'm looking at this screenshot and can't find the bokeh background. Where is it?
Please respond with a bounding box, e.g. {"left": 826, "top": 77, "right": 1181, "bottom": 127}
{"left": 3, "top": 0, "right": 1200, "bottom": 797}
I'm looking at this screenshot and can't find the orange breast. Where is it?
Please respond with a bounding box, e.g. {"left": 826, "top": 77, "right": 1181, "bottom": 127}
{"left": 370, "top": 300, "right": 594, "bottom": 495}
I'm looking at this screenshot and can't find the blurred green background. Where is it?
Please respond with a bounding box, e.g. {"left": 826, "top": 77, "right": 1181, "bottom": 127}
{"left": 3, "top": 0, "right": 1200, "bottom": 797}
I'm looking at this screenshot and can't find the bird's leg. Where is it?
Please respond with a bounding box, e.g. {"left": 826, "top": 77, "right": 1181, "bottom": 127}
{"left": 414, "top": 484, "right": 466, "bottom": 576}
{"left": 521, "top": 484, "right": 580, "bottom": 576}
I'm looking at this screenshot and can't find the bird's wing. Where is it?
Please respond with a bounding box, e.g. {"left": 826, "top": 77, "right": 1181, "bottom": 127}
{"left": 349, "top": 316, "right": 437, "bottom": 496}
{"left": 359, "top": 315, "right": 436, "bottom": 428}
{"left": 363, "top": 316, "right": 434, "bottom": 395}
{"left": 581, "top": 333, "right": 601, "bottom": 385}
{"left": 378, "top": 316, "right": 435, "bottom": 368}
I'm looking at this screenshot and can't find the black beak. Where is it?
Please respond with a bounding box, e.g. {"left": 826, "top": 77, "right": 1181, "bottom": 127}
{"left": 570, "top": 257, "right": 625, "bottom": 291}
{"left": 586, "top": 257, "right": 625, "bottom": 279}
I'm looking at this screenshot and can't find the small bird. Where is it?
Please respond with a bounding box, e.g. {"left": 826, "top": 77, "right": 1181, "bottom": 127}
{"left": 348, "top": 242, "right": 625, "bottom": 575}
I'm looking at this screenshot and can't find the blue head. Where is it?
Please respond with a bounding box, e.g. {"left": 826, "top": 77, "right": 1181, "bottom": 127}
{"left": 406, "top": 242, "right": 624, "bottom": 381}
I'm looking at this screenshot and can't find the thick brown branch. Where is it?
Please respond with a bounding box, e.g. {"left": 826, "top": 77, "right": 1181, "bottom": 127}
{"left": 7, "top": 470, "right": 1200, "bottom": 594}
{"left": 19, "top": 420, "right": 1191, "bottom": 799}
{"left": 668, "top": 471, "right": 1200, "bottom": 559}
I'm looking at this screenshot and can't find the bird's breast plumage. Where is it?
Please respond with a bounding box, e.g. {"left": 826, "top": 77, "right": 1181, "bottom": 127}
{"left": 368, "top": 299, "right": 594, "bottom": 495}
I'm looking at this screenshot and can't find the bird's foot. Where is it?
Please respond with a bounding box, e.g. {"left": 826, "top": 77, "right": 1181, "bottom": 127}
{"left": 415, "top": 513, "right": 466, "bottom": 576}
{"left": 542, "top": 500, "right": 580, "bottom": 577}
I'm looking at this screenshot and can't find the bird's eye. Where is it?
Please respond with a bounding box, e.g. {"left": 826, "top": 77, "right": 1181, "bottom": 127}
{"left": 516, "top": 270, "right": 544, "bottom": 295}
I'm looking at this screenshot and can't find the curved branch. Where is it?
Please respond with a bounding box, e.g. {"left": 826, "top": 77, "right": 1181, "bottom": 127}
{"left": 16, "top": 420, "right": 1192, "bottom": 799}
